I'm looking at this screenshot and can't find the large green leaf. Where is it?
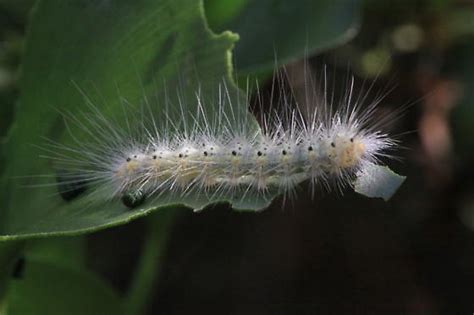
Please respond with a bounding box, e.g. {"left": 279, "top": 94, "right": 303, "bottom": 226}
{"left": 0, "top": 242, "right": 23, "bottom": 306}
{"left": 0, "top": 0, "right": 365, "bottom": 240}
{"left": 0, "top": 237, "right": 86, "bottom": 311}
{"left": 205, "top": 0, "right": 360, "bottom": 74}
{"left": 24, "top": 237, "right": 86, "bottom": 270}
{"left": 4, "top": 259, "right": 123, "bottom": 315}
{"left": 0, "top": 0, "right": 262, "bottom": 240}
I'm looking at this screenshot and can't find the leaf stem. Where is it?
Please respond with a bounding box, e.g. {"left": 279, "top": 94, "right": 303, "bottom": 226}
{"left": 124, "top": 209, "right": 176, "bottom": 315}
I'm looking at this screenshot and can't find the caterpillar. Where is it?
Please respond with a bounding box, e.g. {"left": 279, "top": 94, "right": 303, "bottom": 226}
{"left": 41, "top": 64, "right": 405, "bottom": 211}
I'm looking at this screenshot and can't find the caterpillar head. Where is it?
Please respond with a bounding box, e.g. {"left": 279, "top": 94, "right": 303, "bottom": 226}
{"left": 330, "top": 135, "right": 366, "bottom": 169}
{"left": 114, "top": 152, "right": 147, "bottom": 190}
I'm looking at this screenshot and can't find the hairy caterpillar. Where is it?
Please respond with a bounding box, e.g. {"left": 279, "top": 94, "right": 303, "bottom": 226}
{"left": 40, "top": 64, "right": 405, "bottom": 210}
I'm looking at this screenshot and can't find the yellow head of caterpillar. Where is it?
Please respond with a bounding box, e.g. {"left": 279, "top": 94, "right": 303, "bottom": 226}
{"left": 116, "top": 155, "right": 142, "bottom": 179}
{"left": 114, "top": 154, "right": 148, "bottom": 194}
{"left": 330, "top": 135, "right": 366, "bottom": 170}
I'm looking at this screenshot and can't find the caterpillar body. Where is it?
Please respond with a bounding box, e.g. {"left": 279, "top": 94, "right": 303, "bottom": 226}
{"left": 43, "top": 66, "right": 405, "bottom": 210}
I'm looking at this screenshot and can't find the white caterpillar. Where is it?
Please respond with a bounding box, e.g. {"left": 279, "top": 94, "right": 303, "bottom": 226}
{"left": 42, "top": 66, "right": 404, "bottom": 210}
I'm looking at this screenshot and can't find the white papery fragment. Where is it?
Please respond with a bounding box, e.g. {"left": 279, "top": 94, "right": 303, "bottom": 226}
{"left": 354, "top": 162, "right": 406, "bottom": 201}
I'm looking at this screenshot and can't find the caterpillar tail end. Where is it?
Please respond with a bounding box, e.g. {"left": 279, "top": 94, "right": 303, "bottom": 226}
{"left": 353, "top": 162, "right": 406, "bottom": 201}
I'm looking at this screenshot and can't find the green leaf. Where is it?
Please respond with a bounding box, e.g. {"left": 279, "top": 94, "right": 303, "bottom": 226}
{"left": 0, "top": 0, "right": 264, "bottom": 240}
{"left": 4, "top": 259, "right": 123, "bottom": 315}
{"left": 0, "top": 0, "right": 34, "bottom": 20}
{"left": 446, "top": 9, "right": 474, "bottom": 40}
{"left": 24, "top": 237, "right": 86, "bottom": 270}
{"left": 0, "top": 237, "right": 85, "bottom": 307}
{"left": 354, "top": 163, "right": 406, "bottom": 201}
{"left": 204, "top": 0, "right": 249, "bottom": 31}
{"left": 0, "top": 242, "right": 24, "bottom": 308}
{"left": 205, "top": 0, "right": 360, "bottom": 74}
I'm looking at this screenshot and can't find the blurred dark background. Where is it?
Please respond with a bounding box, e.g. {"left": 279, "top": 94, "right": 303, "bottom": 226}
{"left": 2, "top": 0, "right": 474, "bottom": 314}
